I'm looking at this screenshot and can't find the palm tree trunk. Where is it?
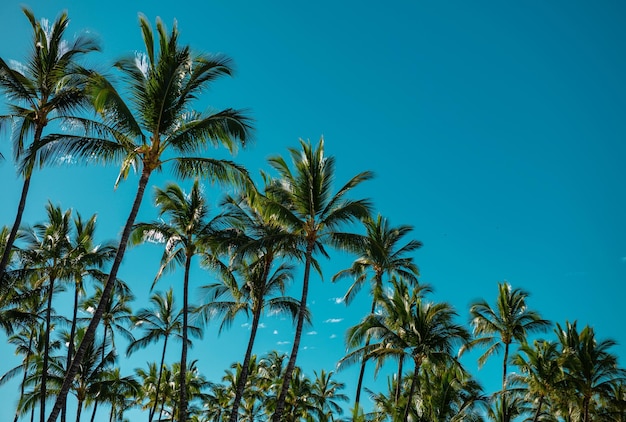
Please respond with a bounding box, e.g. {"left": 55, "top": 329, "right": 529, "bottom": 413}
{"left": 76, "top": 399, "right": 83, "bottom": 422}
{"left": 41, "top": 276, "right": 56, "bottom": 422}
{"left": 89, "top": 401, "right": 99, "bottom": 422}
{"left": 0, "top": 171, "right": 32, "bottom": 284}
{"left": 532, "top": 395, "right": 544, "bottom": 422}
{"left": 394, "top": 358, "right": 404, "bottom": 405}
{"left": 272, "top": 242, "right": 314, "bottom": 422}
{"left": 229, "top": 303, "right": 263, "bottom": 422}
{"left": 403, "top": 360, "right": 421, "bottom": 422}
{"left": 502, "top": 341, "right": 509, "bottom": 390}
{"left": 149, "top": 336, "right": 169, "bottom": 422}
{"left": 47, "top": 167, "right": 153, "bottom": 422}
{"left": 179, "top": 252, "right": 192, "bottom": 422}
{"left": 15, "top": 330, "right": 35, "bottom": 422}
{"left": 62, "top": 280, "right": 80, "bottom": 422}
{"left": 353, "top": 297, "right": 377, "bottom": 413}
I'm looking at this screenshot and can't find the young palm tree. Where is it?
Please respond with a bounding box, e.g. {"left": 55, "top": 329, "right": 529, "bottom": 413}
{"left": 130, "top": 179, "right": 219, "bottom": 421}
{"left": 45, "top": 15, "right": 252, "bottom": 421}
{"left": 0, "top": 8, "right": 99, "bottom": 283}
{"left": 332, "top": 213, "right": 421, "bottom": 411}
{"left": 126, "top": 288, "right": 191, "bottom": 422}
{"left": 262, "top": 138, "right": 373, "bottom": 421}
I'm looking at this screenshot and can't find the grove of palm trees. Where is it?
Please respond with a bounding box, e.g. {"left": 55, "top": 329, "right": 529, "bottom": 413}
{"left": 1, "top": 5, "right": 625, "bottom": 422}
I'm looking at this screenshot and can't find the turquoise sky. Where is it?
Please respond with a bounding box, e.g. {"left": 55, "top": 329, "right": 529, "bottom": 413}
{"left": 1, "top": 1, "right": 625, "bottom": 420}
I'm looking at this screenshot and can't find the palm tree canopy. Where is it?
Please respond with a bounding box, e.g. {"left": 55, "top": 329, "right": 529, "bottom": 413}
{"left": 468, "top": 282, "right": 551, "bottom": 368}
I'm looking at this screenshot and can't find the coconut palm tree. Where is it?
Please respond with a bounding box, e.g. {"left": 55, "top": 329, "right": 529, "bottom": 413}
{"left": 262, "top": 138, "right": 373, "bottom": 421}
{"left": 344, "top": 277, "right": 470, "bottom": 422}
{"left": 45, "top": 15, "right": 252, "bottom": 421}
{"left": 201, "top": 256, "right": 300, "bottom": 422}
{"left": 468, "top": 282, "right": 550, "bottom": 391}
{"left": 308, "top": 369, "right": 349, "bottom": 422}
{"left": 510, "top": 339, "right": 563, "bottom": 421}
{"left": 126, "top": 288, "right": 191, "bottom": 422}
{"left": 19, "top": 201, "right": 73, "bottom": 421}
{"left": 130, "top": 179, "right": 221, "bottom": 420}
{"left": 332, "top": 213, "right": 421, "bottom": 411}
{"left": 556, "top": 321, "right": 626, "bottom": 422}
{"left": 0, "top": 8, "right": 99, "bottom": 283}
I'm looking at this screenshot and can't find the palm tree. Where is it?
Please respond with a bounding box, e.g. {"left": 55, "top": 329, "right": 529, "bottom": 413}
{"left": 19, "top": 202, "right": 73, "bottom": 422}
{"left": 130, "top": 179, "right": 219, "bottom": 421}
{"left": 0, "top": 8, "right": 99, "bottom": 282}
{"left": 332, "top": 213, "right": 421, "bottom": 411}
{"left": 344, "top": 278, "right": 470, "bottom": 422}
{"left": 556, "top": 321, "right": 626, "bottom": 422}
{"left": 126, "top": 288, "right": 194, "bottom": 422}
{"left": 510, "top": 339, "right": 563, "bottom": 421}
{"left": 262, "top": 138, "right": 373, "bottom": 421}
{"left": 202, "top": 256, "right": 299, "bottom": 422}
{"left": 45, "top": 15, "right": 252, "bottom": 421}
{"left": 308, "top": 369, "right": 349, "bottom": 422}
{"left": 468, "top": 282, "right": 550, "bottom": 391}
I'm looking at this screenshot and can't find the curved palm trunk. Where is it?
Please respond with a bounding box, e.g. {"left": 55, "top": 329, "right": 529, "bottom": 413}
{"left": 149, "top": 335, "right": 169, "bottom": 422}
{"left": 76, "top": 398, "right": 83, "bottom": 422}
{"left": 0, "top": 172, "right": 32, "bottom": 284}
{"left": 353, "top": 297, "right": 378, "bottom": 413}
{"left": 47, "top": 167, "right": 152, "bottom": 422}
{"left": 229, "top": 302, "right": 263, "bottom": 422}
{"left": 89, "top": 401, "right": 99, "bottom": 422}
{"left": 41, "top": 275, "right": 57, "bottom": 422}
{"left": 272, "top": 242, "right": 313, "bottom": 422}
{"left": 0, "top": 124, "right": 42, "bottom": 284}
{"left": 179, "top": 253, "right": 192, "bottom": 422}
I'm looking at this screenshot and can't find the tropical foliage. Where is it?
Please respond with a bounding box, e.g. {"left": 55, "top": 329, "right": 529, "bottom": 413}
{"left": 0, "top": 7, "right": 624, "bottom": 422}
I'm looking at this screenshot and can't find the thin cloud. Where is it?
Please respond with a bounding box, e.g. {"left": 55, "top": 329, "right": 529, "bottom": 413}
{"left": 324, "top": 318, "right": 343, "bottom": 324}
{"left": 277, "top": 341, "right": 290, "bottom": 346}
{"left": 307, "top": 331, "right": 317, "bottom": 335}
{"left": 330, "top": 297, "right": 344, "bottom": 304}
{"left": 329, "top": 334, "right": 337, "bottom": 339}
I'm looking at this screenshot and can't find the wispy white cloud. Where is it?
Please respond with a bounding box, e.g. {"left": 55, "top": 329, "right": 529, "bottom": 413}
{"left": 241, "top": 323, "right": 250, "bottom": 328}
{"left": 324, "top": 318, "right": 343, "bottom": 324}
{"left": 303, "top": 346, "right": 316, "bottom": 350}
{"left": 273, "top": 330, "right": 278, "bottom": 335}
{"left": 330, "top": 334, "right": 337, "bottom": 339}
{"left": 330, "top": 297, "right": 344, "bottom": 305}
{"left": 259, "top": 323, "right": 266, "bottom": 328}
{"left": 307, "top": 331, "right": 317, "bottom": 335}
{"left": 277, "top": 341, "right": 290, "bottom": 346}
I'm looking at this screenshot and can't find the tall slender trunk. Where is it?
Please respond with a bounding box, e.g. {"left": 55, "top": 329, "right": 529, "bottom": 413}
{"left": 532, "top": 395, "right": 544, "bottom": 422}
{"left": 149, "top": 336, "right": 169, "bottom": 422}
{"left": 500, "top": 341, "right": 510, "bottom": 422}
{"left": 15, "top": 330, "right": 35, "bottom": 422}
{"left": 75, "top": 398, "right": 83, "bottom": 422}
{"left": 47, "top": 167, "right": 152, "bottom": 422}
{"left": 0, "top": 122, "right": 43, "bottom": 283}
{"left": 179, "top": 253, "right": 192, "bottom": 422}
{"left": 353, "top": 297, "right": 377, "bottom": 413}
{"left": 394, "top": 358, "right": 404, "bottom": 405}
{"left": 89, "top": 401, "right": 99, "bottom": 422}
{"left": 41, "top": 276, "right": 56, "bottom": 422}
{"left": 0, "top": 174, "right": 31, "bottom": 283}
{"left": 229, "top": 302, "right": 263, "bottom": 422}
{"left": 62, "top": 279, "right": 80, "bottom": 422}
{"left": 403, "top": 359, "right": 421, "bottom": 422}
{"left": 272, "top": 242, "right": 313, "bottom": 422}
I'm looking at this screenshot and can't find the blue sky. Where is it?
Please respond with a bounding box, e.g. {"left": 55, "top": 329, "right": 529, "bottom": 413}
{"left": 1, "top": 0, "right": 625, "bottom": 419}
